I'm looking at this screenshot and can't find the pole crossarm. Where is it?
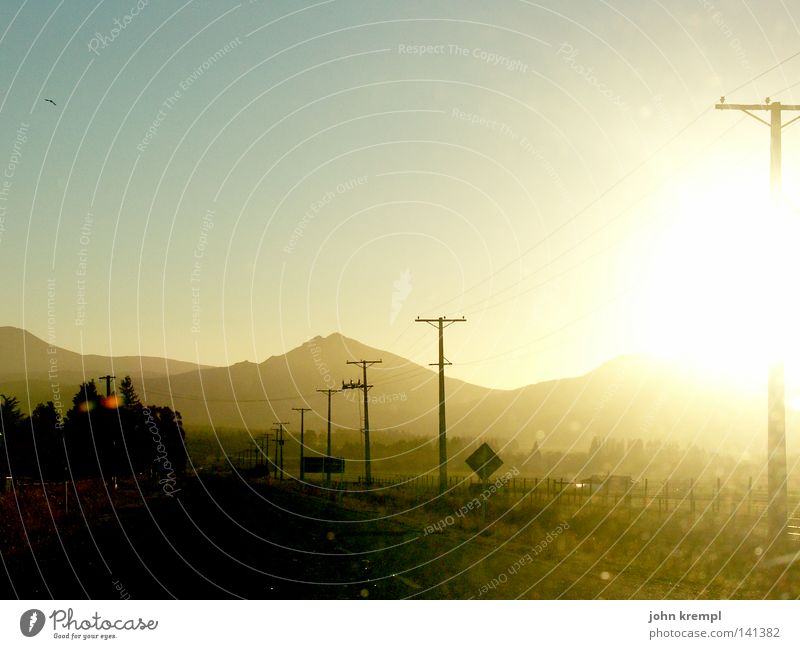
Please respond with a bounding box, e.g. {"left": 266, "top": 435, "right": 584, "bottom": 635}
{"left": 98, "top": 374, "right": 116, "bottom": 398}
{"left": 272, "top": 421, "right": 289, "bottom": 441}
{"left": 715, "top": 103, "right": 800, "bottom": 110}
{"left": 416, "top": 317, "right": 467, "bottom": 329}
{"left": 341, "top": 379, "right": 370, "bottom": 390}
{"left": 345, "top": 359, "right": 382, "bottom": 368}
{"left": 715, "top": 102, "right": 800, "bottom": 129}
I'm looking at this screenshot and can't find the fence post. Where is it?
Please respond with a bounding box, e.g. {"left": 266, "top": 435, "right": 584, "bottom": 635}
{"left": 748, "top": 476, "right": 752, "bottom": 515}
{"left": 690, "top": 477, "right": 695, "bottom": 516}
{"left": 658, "top": 480, "right": 662, "bottom": 515}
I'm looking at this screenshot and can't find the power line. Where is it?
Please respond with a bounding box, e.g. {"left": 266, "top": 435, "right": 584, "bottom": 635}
{"left": 143, "top": 388, "right": 319, "bottom": 403}
{"left": 420, "top": 53, "right": 800, "bottom": 321}
{"left": 423, "top": 107, "right": 713, "bottom": 318}
{"left": 724, "top": 49, "right": 800, "bottom": 98}
{"left": 770, "top": 79, "right": 800, "bottom": 97}
{"left": 460, "top": 115, "right": 745, "bottom": 319}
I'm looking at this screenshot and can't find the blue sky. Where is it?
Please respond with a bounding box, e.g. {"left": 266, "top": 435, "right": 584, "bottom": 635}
{"left": 2, "top": 0, "right": 800, "bottom": 389}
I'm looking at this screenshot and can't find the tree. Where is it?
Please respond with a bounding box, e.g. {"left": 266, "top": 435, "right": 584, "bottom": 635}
{"left": 0, "top": 378, "right": 190, "bottom": 486}
{"left": 30, "top": 401, "right": 66, "bottom": 479}
{"left": 117, "top": 377, "right": 150, "bottom": 473}
{"left": 1, "top": 394, "right": 29, "bottom": 477}
{"left": 524, "top": 440, "right": 543, "bottom": 474}
{"left": 0, "top": 394, "right": 25, "bottom": 430}
{"left": 143, "top": 405, "right": 187, "bottom": 480}
{"left": 118, "top": 376, "right": 140, "bottom": 408}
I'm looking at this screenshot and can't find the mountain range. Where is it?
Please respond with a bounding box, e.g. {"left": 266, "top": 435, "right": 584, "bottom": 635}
{"left": 0, "top": 326, "right": 771, "bottom": 455}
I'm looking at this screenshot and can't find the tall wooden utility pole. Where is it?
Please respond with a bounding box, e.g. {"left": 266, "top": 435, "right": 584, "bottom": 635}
{"left": 415, "top": 316, "right": 466, "bottom": 494}
{"left": 343, "top": 360, "right": 382, "bottom": 485}
{"left": 292, "top": 407, "right": 311, "bottom": 481}
{"left": 98, "top": 373, "right": 117, "bottom": 486}
{"left": 316, "top": 388, "right": 340, "bottom": 485}
{"left": 716, "top": 98, "right": 800, "bottom": 538}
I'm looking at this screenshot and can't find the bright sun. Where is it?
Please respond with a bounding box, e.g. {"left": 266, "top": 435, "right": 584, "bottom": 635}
{"left": 642, "top": 173, "right": 800, "bottom": 392}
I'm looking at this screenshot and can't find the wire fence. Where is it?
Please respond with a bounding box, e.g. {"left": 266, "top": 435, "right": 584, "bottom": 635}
{"left": 285, "top": 472, "right": 800, "bottom": 520}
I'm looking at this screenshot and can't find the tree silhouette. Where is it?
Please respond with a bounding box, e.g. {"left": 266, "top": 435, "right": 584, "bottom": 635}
{"left": 1, "top": 394, "right": 29, "bottom": 478}
{"left": 0, "top": 394, "right": 25, "bottom": 430}
{"left": 143, "top": 405, "right": 187, "bottom": 481}
{"left": 30, "top": 401, "right": 66, "bottom": 479}
{"left": 65, "top": 380, "right": 119, "bottom": 478}
{"left": 119, "top": 376, "right": 140, "bottom": 408}
{"left": 0, "top": 379, "right": 187, "bottom": 485}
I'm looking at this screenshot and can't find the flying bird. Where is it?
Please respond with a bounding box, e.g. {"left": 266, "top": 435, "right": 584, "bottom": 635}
{"left": 44, "top": 98, "right": 56, "bottom": 106}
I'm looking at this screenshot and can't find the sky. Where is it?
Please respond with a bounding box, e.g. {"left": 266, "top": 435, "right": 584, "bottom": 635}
{"left": 3, "top": 0, "right": 800, "bottom": 390}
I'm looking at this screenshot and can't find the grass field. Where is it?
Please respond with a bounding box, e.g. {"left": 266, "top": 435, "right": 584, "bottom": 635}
{"left": 1, "top": 473, "right": 798, "bottom": 599}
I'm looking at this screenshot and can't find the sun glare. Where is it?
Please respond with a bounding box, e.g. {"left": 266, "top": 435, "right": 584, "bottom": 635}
{"left": 642, "top": 175, "right": 800, "bottom": 391}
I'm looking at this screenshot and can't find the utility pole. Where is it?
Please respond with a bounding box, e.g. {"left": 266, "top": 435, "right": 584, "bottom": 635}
{"left": 98, "top": 374, "right": 115, "bottom": 398}
{"left": 257, "top": 434, "right": 270, "bottom": 472}
{"left": 317, "top": 388, "right": 340, "bottom": 485}
{"left": 716, "top": 97, "right": 800, "bottom": 538}
{"left": 416, "top": 316, "right": 467, "bottom": 494}
{"left": 343, "top": 360, "right": 382, "bottom": 485}
{"left": 273, "top": 422, "right": 288, "bottom": 480}
{"left": 292, "top": 407, "right": 311, "bottom": 481}
{"left": 98, "top": 373, "right": 118, "bottom": 487}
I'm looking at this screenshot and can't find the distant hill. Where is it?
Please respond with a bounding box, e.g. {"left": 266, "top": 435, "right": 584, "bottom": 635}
{"left": 137, "top": 333, "right": 766, "bottom": 455}
{"left": 0, "top": 328, "right": 770, "bottom": 454}
{"left": 0, "top": 326, "right": 210, "bottom": 406}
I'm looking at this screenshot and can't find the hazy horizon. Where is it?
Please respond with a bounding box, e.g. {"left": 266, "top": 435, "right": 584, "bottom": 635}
{"left": 3, "top": 0, "right": 800, "bottom": 392}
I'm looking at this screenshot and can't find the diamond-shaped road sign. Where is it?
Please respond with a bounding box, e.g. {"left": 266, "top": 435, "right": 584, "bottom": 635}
{"left": 465, "top": 442, "right": 503, "bottom": 482}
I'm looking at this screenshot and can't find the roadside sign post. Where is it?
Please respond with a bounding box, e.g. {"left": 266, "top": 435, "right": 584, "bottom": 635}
{"left": 465, "top": 442, "right": 503, "bottom": 529}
